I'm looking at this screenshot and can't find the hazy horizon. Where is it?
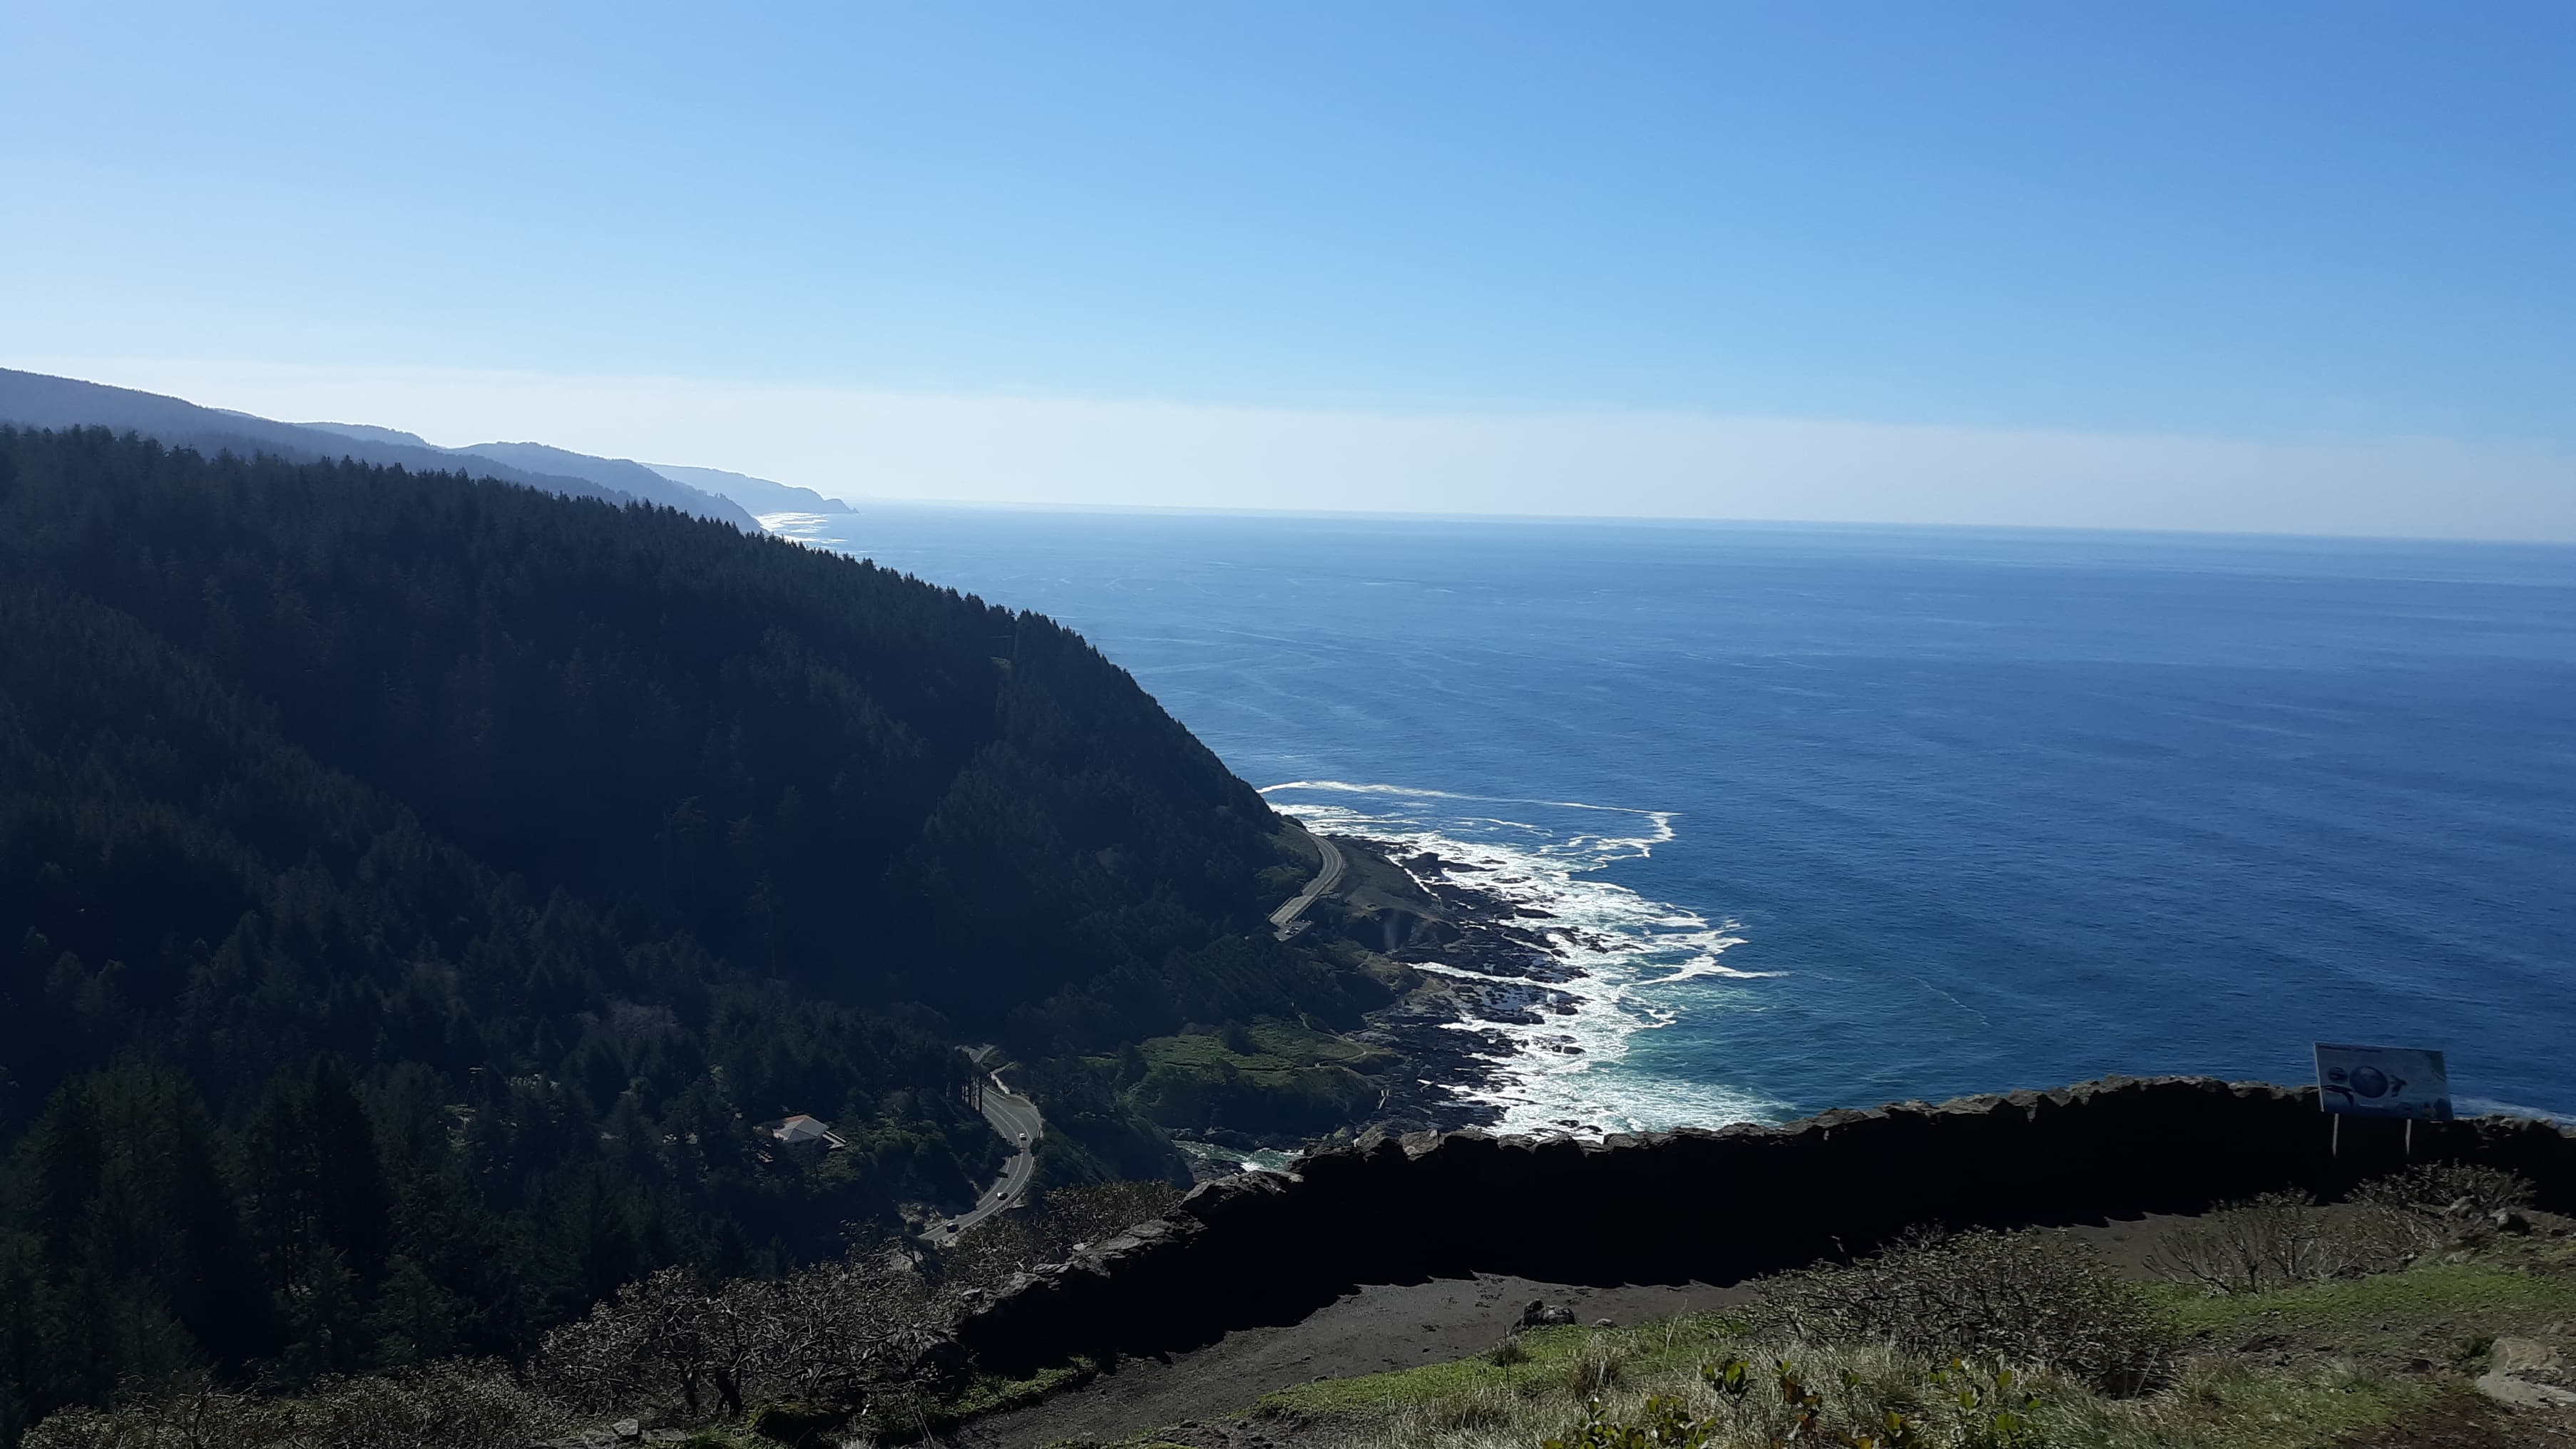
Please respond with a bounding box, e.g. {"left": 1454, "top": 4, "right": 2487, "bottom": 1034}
{"left": 11, "top": 356, "right": 2575, "bottom": 545}
{"left": 4, "top": 2, "right": 2570, "bottom": 537}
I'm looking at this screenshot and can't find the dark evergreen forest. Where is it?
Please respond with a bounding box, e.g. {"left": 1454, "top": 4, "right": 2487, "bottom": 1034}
{"left": 0, "top": 427, "right": 1385, "bottom": 1439}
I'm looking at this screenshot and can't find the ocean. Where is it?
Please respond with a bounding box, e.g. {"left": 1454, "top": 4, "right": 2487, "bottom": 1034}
{"left": 770, "top": 506, "right": 2576, "bottom": 1131}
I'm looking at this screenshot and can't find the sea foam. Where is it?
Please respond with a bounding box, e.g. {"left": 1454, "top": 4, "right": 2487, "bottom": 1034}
{"left": 1263, "top": 781, "right": 1789, "bottom": 1138}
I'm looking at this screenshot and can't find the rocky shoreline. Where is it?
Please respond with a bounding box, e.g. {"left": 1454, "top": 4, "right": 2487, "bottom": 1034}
{"left": 1322, "top": 834, "right": 1603, "bottom": 1140}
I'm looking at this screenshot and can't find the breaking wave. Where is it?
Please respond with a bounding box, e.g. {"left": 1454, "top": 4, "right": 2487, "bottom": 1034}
{"left": 1262, "top": 780, "right": 1791, "bottom": 1137}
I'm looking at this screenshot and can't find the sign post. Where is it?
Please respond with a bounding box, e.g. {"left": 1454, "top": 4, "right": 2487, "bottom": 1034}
{"left": 2314, "top": 1043, "right": 2452, "bottom": 1155}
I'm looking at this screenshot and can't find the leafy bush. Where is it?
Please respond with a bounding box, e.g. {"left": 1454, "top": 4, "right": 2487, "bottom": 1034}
{"left": 1762, "top": 1229, "right": 2177, "bottom": 1396}
{"left": 1542, "top": 1391, "right": 1717, "bottom": 1448}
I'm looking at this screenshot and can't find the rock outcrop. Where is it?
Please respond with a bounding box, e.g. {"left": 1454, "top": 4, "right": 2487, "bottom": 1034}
{"left": 1516, "top": 1300, "right": 1578, "bottom": 1329}
{"left": 955, "top": 1076, "right": 2576, "bottom": 1377}
{"left": 2477, "top": 1337, "right": 2576, "bottom": 1410}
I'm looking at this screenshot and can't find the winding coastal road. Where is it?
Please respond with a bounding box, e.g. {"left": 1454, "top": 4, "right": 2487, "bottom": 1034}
{"left": 928, "top": 1048, "right": 1045, "bottom": 1246}
{"left": 1269, "top": 824, "right": 1345, "bottom": 940}
{"left": 933, "top": 831, "right": 1342, "bottom": 1244}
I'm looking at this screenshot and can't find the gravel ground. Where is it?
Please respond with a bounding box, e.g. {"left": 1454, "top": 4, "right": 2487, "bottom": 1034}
{"left": 944, "top": 1271, "right": 1754, "bottom": 1448}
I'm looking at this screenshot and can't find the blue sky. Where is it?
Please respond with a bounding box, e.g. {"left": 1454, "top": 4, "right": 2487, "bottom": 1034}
{"left": 4, "top": 1, "right": 2572, "bottom": 532}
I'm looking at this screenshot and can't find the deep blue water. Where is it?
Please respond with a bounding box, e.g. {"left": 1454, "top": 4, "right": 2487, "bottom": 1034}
{"left": 773, "top": 508, "right": 2576, "bottom": 1128}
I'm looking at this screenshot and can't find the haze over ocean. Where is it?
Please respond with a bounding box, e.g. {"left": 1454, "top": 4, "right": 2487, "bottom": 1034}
{"left": 772, "top": 506, "right": 2576, "bottom": 1130}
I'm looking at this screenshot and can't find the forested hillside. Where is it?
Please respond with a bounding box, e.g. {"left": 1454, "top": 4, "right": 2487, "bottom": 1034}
{"left": 0, "top": 426, "right": 1384, "bottom": 1438}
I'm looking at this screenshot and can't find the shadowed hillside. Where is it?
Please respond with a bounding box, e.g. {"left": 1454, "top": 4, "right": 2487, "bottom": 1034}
{"left": 0, "top": 426, "right": 1385, "bottom": 1438}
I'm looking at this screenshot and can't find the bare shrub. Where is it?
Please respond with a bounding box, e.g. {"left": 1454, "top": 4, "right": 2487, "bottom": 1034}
{"left": 287, "top": 1362, "right": 572, "bottom": 1449}
{"left": 2342, "top": 1162, "right": 2542, "bottom": 1269}
{"left": 2147, "top": 1191, "right": 2349, "bottom": 1294}
{"left": 536, "top": 1266, "right": 746, "bottom": 1420}
{"left": 2150, "top": 1167, "right": 2545, "bottom": 1298}
{"left": 940, "top": 1212, "right": 1048, "bottom": 1291}
{"left": 2351, "top": 1162, "right": 2534, "bottom": 1223}
{"left": 1040, "top": 1180, "right": 1184, "bottom": 1244}
{"left": 941, "top": 1179, "right": 1182, "bottom": 1291}
{"left": 2337, "top": 1199, "right": 2450, "bottom": 1274}
{"left": 23, "top": 1363, "right": 569, "bottom": 1449}
{"left": 1762, "top": 1228, "right": 2177, "bottom": 1396}
{"left": 537, "top": 1252, "right": 947, "bottom": 1426}
{"left": 22, "top": 1385, "right": 276, "bottom": 1449}
{"left": 741, "top": 1254, "right": 946, "bottom": 1414}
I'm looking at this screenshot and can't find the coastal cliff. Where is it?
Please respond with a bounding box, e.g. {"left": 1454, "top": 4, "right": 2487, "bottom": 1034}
{"left": 956, "top": 1075, "right": 2576, "bottom": 1376}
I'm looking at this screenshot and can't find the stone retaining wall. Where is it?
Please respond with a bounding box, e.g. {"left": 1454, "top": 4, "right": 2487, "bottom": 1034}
{"left": 956, "top": 1076, "right": 2576, "bottom": 1376}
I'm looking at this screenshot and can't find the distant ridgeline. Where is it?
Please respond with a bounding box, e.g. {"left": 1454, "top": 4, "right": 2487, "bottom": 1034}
{"left": 0, "top": 427, "right": 1380, "bottom": 1424}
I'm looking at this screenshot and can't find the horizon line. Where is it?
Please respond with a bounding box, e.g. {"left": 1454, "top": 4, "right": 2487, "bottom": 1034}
{"left": 760, "top": 494, "right": 2576, "bottom": 552}
{"left": 13, "top": 355, "right": 2576, "bottom": 546}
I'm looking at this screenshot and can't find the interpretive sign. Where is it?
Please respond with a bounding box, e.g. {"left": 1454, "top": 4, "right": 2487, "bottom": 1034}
{"left": 2314, "top": 1043, "right": 2452, "bottom": 1120}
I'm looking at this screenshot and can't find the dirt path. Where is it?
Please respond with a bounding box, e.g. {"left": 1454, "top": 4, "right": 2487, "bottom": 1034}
{"left": 939, "top": 1211, "right": 2232, "bottom": 1446}
{"left": 946, "top": 1273, "right": 1754, "bottom": 1448}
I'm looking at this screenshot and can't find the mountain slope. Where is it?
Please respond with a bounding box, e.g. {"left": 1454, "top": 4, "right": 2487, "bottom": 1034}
{"left": 0, "top": 369, "right": 757, "bottom": 528}
{"left": 0, "top": 423, "right": 1335, "bottom": 1033}
{"left": 650, "top": 459, "right": 853, "bottom": 514}
{"left": 0, "top": 424, "right": 1374, "bottom": 1426}
{"left": 300, "top": 420, "right": 441, "bottom": 449}
{"left": 451, "top": 440, "right": 760, "bottom": 526}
